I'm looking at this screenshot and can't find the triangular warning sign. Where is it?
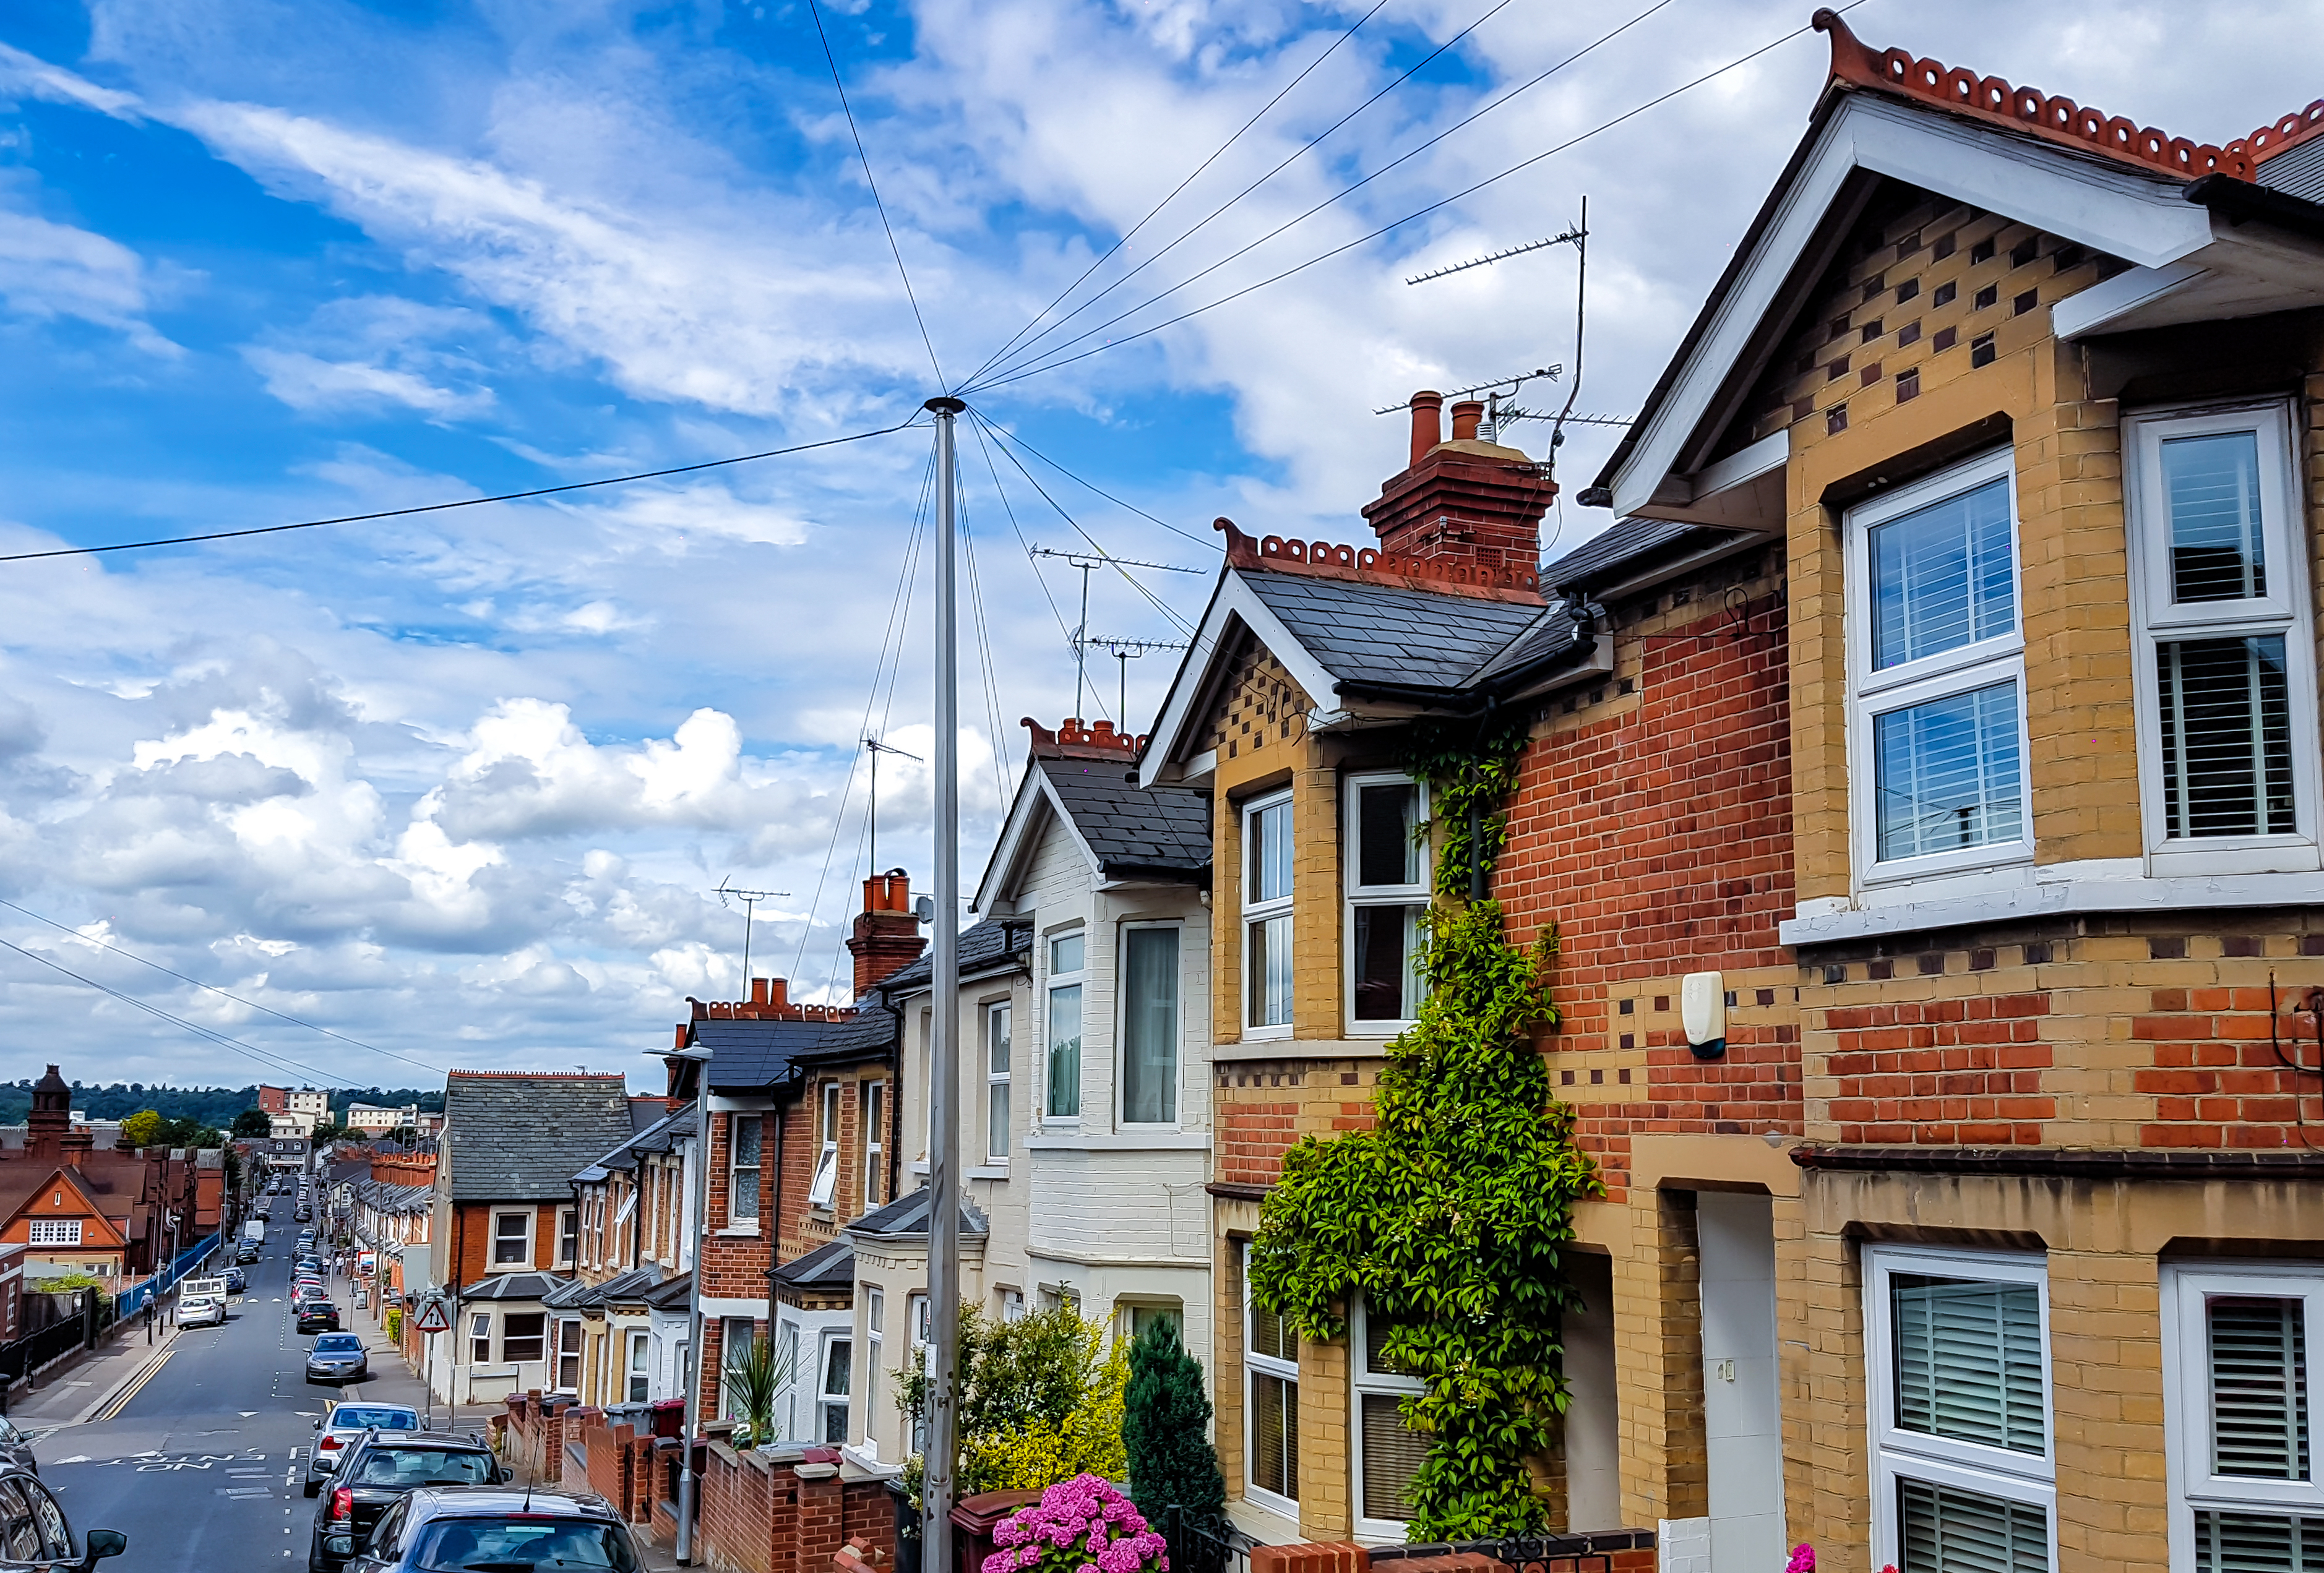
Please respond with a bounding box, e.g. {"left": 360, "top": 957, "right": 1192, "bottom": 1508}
{"left": 413, "top": 1300, "right": 450, "bottom": 1334}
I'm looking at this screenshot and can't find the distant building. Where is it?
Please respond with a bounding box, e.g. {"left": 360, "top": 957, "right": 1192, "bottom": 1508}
{"left": 344, "top": 1103, "right": 420, "bottom": 1136}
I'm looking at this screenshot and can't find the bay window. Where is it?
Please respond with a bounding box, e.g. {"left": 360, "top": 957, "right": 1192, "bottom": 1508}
{"left": 2164, "top": 1263, "right": 2324, "bottom": 1572}
{"left": 502, "top": 1312, "right": 547, "bottom": 1366}
{"left": 1046, "top": 932, "right": 1084, "bottom": 1119}
{"left": 1346, "top": 774, "right": 1428, "bottom": 1031}
{"left": 1244, "top": 1244, "right": 1298, "bottom": 1510}
{"left": 1847, "top": 451, "right": 2031, "bottom": 880}
{"left": 1121, "top": 925, "right": 1180, "bottom": 1125}
{"left": 2127, "top": 402, "right": 2320, "bottom": 871}
{"left": 1864, "top": 1245, "right": 2054, "bottom": 1572}
{"left": 1244, "top": 793, "right": 1294, "bottom": 1035}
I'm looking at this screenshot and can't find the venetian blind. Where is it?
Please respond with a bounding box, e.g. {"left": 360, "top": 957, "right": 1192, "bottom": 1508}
{"left": 1900, "top": 1478, "right": 2048, "bottom": 1573}
{"left": 1892, "top": 1274, "right": 2046, "bottom": 1454}
{"left": 2194, "top": 1511, "right": 2324, "bottom": 1573}
{"left": 2211, "top": 1297, "right": 2312, "bottom": 1480}
{"left": 1360, "top": 1394, "right": 1427, "bottom": 1522}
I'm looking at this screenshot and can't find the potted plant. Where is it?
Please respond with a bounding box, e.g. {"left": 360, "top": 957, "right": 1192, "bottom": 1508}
{"left": 722, "top": 1332, "right": 799, "bottom": 1451}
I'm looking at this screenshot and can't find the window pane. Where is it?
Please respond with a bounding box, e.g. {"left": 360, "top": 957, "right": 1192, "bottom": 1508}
{"left": 1353, "top": 904, "right": 1426, "bottom": 1022}
{"left": 987, "top": 1080, "right": 1009, "bottom": 1161}
{"left": 1891, "top": 1274, "right": 2046, "bottom": 1454}
{"left": 2159, "top": 636, "right": 2296, "bottom": 839}
{"left": 1249, "top": 916, "right": 1293, "bottom": 1027}
{"left": 1872, "top": 476, "right": 2016, "bottom": 670}
{"left": 1252, "top": 1374, "right": 1299, "bottom": 1499}
{"left": 2211, "top": 1297, "right": 2312, "bottom": 1480}
{"left": 1249, "top": 1300, "right": 1292, "bottom": 1365}
{"left": 1364, "top": 1308, "right": 1415, "bottom": 1378}
{"left": 732, "top": 1117, "right": 761, "bottom": 1168}
{"left": 2164, "top": 431, "right": 2268, "bottom": 602}
{"left": 1049, "top": 932, "right": 1084, "bottom": 975}
{"left": 2195, "top": 1511, "right": 2324, "bottom": 1572}
{"left": 823, "top": 1339, "right": 851, "bottom": 1398}
{"left": 1249, "top": 800, "right": 1293, "bottom": 902}
{"left": 1122, "top": 928, "right": 1179, "bottom": 1124}
{"left": 1874, "top": 681, "right": 2024, "bottom": 861}
{"left": 1046, "top": 984, "right": 1082, "bottom": 1117}
{"left": 988, "top": 1008, "right": 1010, "bottom": 1076}
{"left": 1360, "top": 1392, "right": 1427, "bottom": 1522}
{"left": 1899, "top": 1477, "right": 2048, "bottom": 1573}
{"left": 504, "top": 1313, "right": 546, "bottom": 1363}
{"left": 1358, "top": 782, "right": 1422, "bottom": 888}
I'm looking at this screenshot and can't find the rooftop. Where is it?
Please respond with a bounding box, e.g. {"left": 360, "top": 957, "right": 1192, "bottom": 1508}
{"left": 442, "top": 1072, "right": 635, "bottom": 1202}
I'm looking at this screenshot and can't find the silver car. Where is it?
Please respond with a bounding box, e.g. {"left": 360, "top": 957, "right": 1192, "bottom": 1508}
{"left": 179, "top": 1295, "right": 226, "bottom": 1329}
{"left": 305, "top": 1401, "right": 422, "bottom": 1495}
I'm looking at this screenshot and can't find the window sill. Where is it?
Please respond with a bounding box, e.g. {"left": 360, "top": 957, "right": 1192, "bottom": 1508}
{"left": 713, "top": 1226, "right": 760, "bottom": 1238}
{"left": 1785, "top": 860, "right": 2324, "bottom": 946}
{"left": 965, "top": 1166, "right": 1010, "bottom": 1182}
{"left": 1239, "top": 1026, "right": 1294, "bottom": 1043}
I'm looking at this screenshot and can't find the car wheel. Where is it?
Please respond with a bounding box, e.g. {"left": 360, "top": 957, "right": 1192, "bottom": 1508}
{"left": 303, "top": 1480, "right": 319, "bottom": 1498}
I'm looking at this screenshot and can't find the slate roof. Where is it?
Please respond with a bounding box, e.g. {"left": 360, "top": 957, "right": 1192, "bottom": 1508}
{"left": 1043, "top": 764, "right": 1209, "bottom": 878}
{"left": 876, "top": 920, "right": 1030, "bottom": 997}
{"left": 353, "top": 1180, "right": 431, "bottom": 1216}
{"left": 1241, "top": 570, "right": 1559, "bottom": 692}
{"left": 689, "top": 1008, "right": 899, "bottom": 1096}
{"left": 458, "top": 1270, "right": 564, "bottom": 1301}
{"left": 444, "top": 1073, "right": 636, "bottom": 1202}
{"left": 1539, "top": 517, "right": 1707, "bottom": 594}
{"left": 773, "top": 1236, "right": 856, "bottom": 1290}
{"left": 573, "top": 1100, "right": 695, "bottom": 1184}
{"left": 844, "top": 1186, "right": 989, "bottom": 1242}
{"left": 641, "top": 1272, "right": 693, "bottom": 1312}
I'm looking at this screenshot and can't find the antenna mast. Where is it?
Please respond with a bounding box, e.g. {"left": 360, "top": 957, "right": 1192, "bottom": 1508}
{"left": 1028, "top": 547, "right": 1200, "bottom": 720}
{"left": 862, "top": 735, "right": 924, "bottom": 877}
{"left": 714, "top": 879, "right": 790, "bottom": 988}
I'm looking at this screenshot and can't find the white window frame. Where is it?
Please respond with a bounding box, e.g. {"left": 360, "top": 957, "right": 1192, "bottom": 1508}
{"left": 489, "top": 1209, "right": 533, "bottom": 1270}
{"left": 819, "top": 1333, "right": 852, "bottom": 1445}
{"left": 728, "top": 1113, "right": 762, "bottom": 1228}
{"left": 1117, "top": 922, "right": 1183, "bottom": 1128}
{"left": 1844, "top": 448, "right": 2034, "bottom": 886}
{"left": 865, "top": 1287, "right": 884, "bottom": 1451}
{"left": 554, "top": 1316, "right": 583, "bottom": 1393}
{"left": 905, "top": 1295, "right": 930, "bottom": 1454}
{"left": 2125, "top": 400, "right": 2322, "bottom": 875}
{"left": 1242, "top": 791, "right": 1296, "bottom": 1040}
{"left": 1343, "top": 772, "right": 1431, "bottom": 1037}
{"left": 2162, "top": 1259, "right": 2324, "bottom": 1573}
{"left": 984, "top": 1003, "right": 1012, "bottom": 1160}
{"left": 1243, "top": 1243, "right": 1299, "bottom": 1516}
{"left": 626, "top": 1329, "right": 652, "bottom": 1404}
{"left": 863, "top": 1080, "right": 887, "bottom": 1204}
{"left": 1863, "top": 1243, "right": 2057, "bottom": 1573}
{"left": 470, "top": 1311, "right": 493, "bottom": 1366}
{"left": 1350, "top": 1295, "right": 1426, "bottom": 1539}
{"left": 807, "top": 1083, "right": 840, "bottom": 1209}
{"left": 720, "top": 1316, "right": 756, "bottom": 1421}
{"left": 1044, "top": 929, "right": 1087, "bottom": 1123}
{"left": 27, "top": 1220, "right": 80, "bottom": 1247}
{"left": 556, "top": 1205, "right": 577, "bottom": 1268}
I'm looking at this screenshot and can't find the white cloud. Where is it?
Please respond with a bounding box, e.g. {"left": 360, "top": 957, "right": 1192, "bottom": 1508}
{"left": 0, "top": 196, "right": 178, "bottom": 355}
{"left": 243, "top": 348, "right": 493, "bottom": 419}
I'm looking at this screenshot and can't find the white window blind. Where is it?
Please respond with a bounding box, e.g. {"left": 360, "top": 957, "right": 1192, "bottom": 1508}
{"left": 1244, "top": 1245, "right": 1298, "bottom": 1507}
{"left": 1121, "top": 927, "right": 1179, "bottom": 1124}
{"left": 1900, "top": 1478, "right": 2050, "bottom": 1573}
{"left": 1351, "top": 1297, "right": 1425, "bottom": 1529}
{"left": 2158, "top": 636, "right": 2295, "bottom": 839}
{"left": 2211, "top": 1297, "right": 2311, "bottom": 1481}
{"left": 1892, "top": 1274, "right": 2048, "bottom": 1454}
{"left": 2193, "top": 1512, "right": 2324, "bottom": 1572}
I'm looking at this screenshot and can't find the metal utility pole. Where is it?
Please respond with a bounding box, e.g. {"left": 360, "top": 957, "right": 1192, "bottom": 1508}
{"left": 923, "top": 395, "right": 965, "bottom": 1572}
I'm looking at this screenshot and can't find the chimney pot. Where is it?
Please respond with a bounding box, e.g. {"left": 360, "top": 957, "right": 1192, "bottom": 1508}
{"left": 751, "top": 977, "right": 770, "bottom": 1006}
{"left": 1408, "top": 391, "right": 1445, "bottom": 469}
{"left": 1091, "top": 720, "right": 1114, "bottom": 739}
{"left": 768, "top": 978, "right": 789, "bottom": 1011}
{"left": 1450, "top": 400, "right": 1484, "bottom": 443}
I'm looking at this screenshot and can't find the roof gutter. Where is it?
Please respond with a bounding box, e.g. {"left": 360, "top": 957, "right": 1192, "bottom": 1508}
{"left": 2184, "top": 173, "right": 2324, "bottom": 244}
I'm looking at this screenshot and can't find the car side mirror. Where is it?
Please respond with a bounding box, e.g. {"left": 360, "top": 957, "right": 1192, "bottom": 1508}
{"left": 80, "top": 1528, "right": 128, "bottom": 1568}
{"left": 495, "top": 1464, "right": 512, "bottom": 1484}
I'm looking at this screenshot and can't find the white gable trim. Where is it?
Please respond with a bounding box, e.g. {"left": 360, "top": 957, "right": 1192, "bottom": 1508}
{"left": 973, "top": 764, "right": 1102, "bottom": 914}
{"left": 1612, "top": 92, "right": 2217, "bottom": 518}
{"left": 1140, "top": 570, "right": 1346, "bottom": 778}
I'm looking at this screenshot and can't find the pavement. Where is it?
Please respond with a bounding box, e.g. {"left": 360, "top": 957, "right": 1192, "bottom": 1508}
{"left": 14, "top": 1198, "right": 435, "bottom": 1571}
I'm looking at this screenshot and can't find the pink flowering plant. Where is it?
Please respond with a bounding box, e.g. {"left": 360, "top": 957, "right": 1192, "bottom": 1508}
{"left": 981, "top": 1473, "right": 1169, "bottom": 1573}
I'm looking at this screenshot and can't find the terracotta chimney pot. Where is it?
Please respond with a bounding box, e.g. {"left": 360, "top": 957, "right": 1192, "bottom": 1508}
{"left": 1408, "top": 391, "right": 1445, "bottom": 468}
{"left": 1450, "top": 400, "right": 1484, "bottom": 443}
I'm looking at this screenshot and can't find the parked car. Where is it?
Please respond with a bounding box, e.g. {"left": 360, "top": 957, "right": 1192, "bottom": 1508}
{"left": 0, "top": 1414, "right": 40, "bottom": 1478}
{"left": 310, "top": 1440, "right": 506, "bottom": 1573}
{"left": 296, "top": 1300, "right": 340, "bottom": 1334}
{"left": 0, "top": 1465, "right": 126, "bottom": 1571}
{"left": 179, "top": 1295, "right": 226, "bottom": 1329}
{"left": 305, "top": 1332, "right": 369, "bottom": 1386}
{"left": 304, "top": 1403, "right": 420, "bottom": 1496}
{"left": 295, "top": 1255, "right": 324, "bottom": 1274}
{"left": 223, "top": 1267, "right": 247, "bottom": 1294}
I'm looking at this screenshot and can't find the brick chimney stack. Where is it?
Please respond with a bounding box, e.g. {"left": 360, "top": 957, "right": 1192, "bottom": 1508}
{"left": 1362, "top": 388, "right": 1554, "bottom": 578}
{"left": 25, "top": 1065, "right": 68, "bottom": 1163}
{"left": 848, "top": 868, "right": 926, "bottom": 999}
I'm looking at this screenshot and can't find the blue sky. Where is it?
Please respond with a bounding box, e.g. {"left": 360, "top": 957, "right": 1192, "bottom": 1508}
{"left": 1, "top": 0, "right": 2315, "bottom": 1090}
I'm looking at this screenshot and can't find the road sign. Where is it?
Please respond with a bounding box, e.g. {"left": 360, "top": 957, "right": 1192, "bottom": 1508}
{"left": 413, "top": 1298, "right": 450, "bottom": 1334}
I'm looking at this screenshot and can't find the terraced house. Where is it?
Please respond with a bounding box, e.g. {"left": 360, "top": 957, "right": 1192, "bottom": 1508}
{"left": 1580, "top": 14, "right": 2324, "bottom": 1572}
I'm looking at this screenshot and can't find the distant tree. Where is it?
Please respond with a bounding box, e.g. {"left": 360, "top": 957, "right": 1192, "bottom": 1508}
{"left": 119, "top": 1109, "right": 166, "bottom": 1148}
{"left": 231, "top": 1108, "right": 273, "bottom": 1138}
{"left": 1122, "top": 1318, "right": 1226, "bottom": 1528}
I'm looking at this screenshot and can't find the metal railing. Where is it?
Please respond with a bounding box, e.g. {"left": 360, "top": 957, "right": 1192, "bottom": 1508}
{"left": 0, "top": 1316, "right": 92, "bottom": 1392}
{"left": 1166, "top": 1507, "right": 1257, "bottom": 1573}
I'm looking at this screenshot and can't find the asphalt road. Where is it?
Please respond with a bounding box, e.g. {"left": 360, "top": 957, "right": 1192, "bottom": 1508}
{"left": 24, "top": 1202, "right": 429, "bottom": 1572}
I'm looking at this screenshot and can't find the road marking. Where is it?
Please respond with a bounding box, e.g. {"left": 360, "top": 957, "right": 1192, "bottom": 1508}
{"left": 92, "top": 1350, "right": 172, "bottom": 1423}
{"left": 221, "top": 1486, "right": 272, "bottom": 1499}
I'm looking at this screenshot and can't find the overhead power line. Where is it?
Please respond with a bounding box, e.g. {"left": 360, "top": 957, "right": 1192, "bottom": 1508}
{"left": 968, "top": 1, "right": 1860, "bottom": 393}
{"left": 0, "top": 897, "right": 446, "bottom": 1076}
{"left": 806, "top": 0, "right": 946, "bottom": 390}
{"left": 0, "top": 419, "right": 921, "bottom": 564}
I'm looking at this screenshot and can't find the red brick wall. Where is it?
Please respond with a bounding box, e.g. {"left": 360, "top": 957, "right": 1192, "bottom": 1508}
{"left": 445, "top": 1199, "right": 567, "bottom": 1287}
{"left": 693, "top": 1444, "right": 898, "bottom": 1573}
{"left": 1497, "top": 569, "right": 1800, "bottom": 1196}
{"left": 1219, "top": 1099, "right": 1301, "bottom": 1188}
{"left": 2137, "top": 978, "right": 2323, "bottom": 1149}
{"left": 1826, "top": 986, "right": 2054, "bottom": 1144}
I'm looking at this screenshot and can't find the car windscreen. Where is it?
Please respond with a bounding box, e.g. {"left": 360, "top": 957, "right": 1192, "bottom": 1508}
{"left": 330, "top": 1407, "right": 415, "bottom": 1431}
{"left": 348, "top": 1448, "right": 497, "bottom": 1488}
{"left": 314, "top": 1335, "right": 362, "bottom": 1352}
{"left": 410, "top": 1515, "right": 639, "bottom": 1571}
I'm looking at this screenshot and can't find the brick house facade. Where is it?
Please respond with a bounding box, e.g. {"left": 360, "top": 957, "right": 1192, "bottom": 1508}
{"left": 1583, "top": 15, "right": 2324, "bottom": 1572}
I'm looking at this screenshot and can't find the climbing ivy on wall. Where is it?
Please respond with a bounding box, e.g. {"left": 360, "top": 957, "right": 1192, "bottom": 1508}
{"left": 1247, "top": 716, "right": 1601, "bottom": 1538}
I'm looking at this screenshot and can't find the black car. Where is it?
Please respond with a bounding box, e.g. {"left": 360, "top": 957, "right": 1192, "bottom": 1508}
{"left": 310, "top": 1437, "right": 506, "bottom": 1572}
{"left": 296, "top": 1300, "right": 340, "bottom": 1334}
{"left": 0, "top": 1464, "right": 126, "bottom": 1571}
{"left": 338, "top": 1486, "right": 634, "bottom": 1573}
